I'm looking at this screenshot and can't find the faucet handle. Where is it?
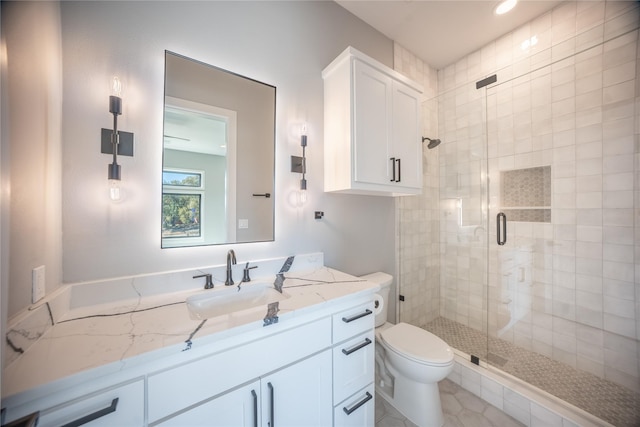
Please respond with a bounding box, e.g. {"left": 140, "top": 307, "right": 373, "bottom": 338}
{"left": 242, "top": 262, "right": 258, "bottom": 282}
{"left": 193, "top": 273, "right": 214, "bottom": 289}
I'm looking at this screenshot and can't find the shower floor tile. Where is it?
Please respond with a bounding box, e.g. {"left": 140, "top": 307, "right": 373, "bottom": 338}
{"left": 375, "top": 379, "right": 524, "bottom": 427}
{"left": 424, "top": 317, "right": 640, "bottom": 427}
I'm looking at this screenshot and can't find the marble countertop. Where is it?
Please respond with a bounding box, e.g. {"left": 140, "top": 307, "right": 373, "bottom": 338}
{"left": 3, "top": 259, "right": 379, "bottom": 403}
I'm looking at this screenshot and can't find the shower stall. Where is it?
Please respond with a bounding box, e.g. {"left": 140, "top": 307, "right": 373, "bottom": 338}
{"left": 397, "top": 2, "right": 640, "bottom": 425}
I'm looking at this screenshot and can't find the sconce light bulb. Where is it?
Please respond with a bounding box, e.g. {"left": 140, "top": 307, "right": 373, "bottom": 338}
{"left": 111, "top": 76, "right": 122, "bottom": 97}
{"left": 109, "top": 179, "right": 121, "bottom": 201}
{"left": 299, "top": 189, "right": 307, "bottom": 204}
{"left": 301, "top": 123, "right": 307, "bottom": 136}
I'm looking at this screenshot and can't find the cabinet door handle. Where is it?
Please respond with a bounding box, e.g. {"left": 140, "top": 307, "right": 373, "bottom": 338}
{"left": 396, "top": 158, "right": 401, "bottom": 182}
{"left": 342, "top": 338, "right": 372, "bottom": 355}
{"left": 497, "top": 212, "right": 507, "bottom": 246}
{"left": 60, "top": 398, "right": 119, "bottom": 427}
{"left": 342, "top": 392, "right": 373, "bottom": 415}
{"left": 251, "top": 390, "right": 258, "bottom": 427}
{"left": 267, "top": 382, "right": 274, "bottom": 427}
{"left": 390, "top": 157, "right": 396, "bottom": 182}
{"left": 342, "top": 309, "right": 372, "bottom": 323}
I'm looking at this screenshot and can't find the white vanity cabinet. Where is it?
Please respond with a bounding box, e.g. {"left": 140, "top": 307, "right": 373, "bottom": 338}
{"left": 323, "top": 46, "right": 423, "bottom": 196}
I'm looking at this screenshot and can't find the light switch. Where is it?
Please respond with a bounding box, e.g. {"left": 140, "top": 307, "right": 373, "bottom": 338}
{"left": 238, "top": 219, "right": 249, "bottom": 229}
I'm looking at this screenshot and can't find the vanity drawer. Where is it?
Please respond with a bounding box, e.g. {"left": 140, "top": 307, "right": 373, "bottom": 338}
{"left": 34, "top": 380, "right": 144, "bottom": 427}
{"left": 333, "top": 383, "right": 375, "bottom": 427}
{"left": 332, "top": 301, "right": 375, "bottom": 343}
{"left": 333, "top": 330, "right": 375, "bottom": 404}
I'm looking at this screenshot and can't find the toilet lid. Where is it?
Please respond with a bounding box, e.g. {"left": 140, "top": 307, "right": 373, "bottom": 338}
{"left": 381, "top": 323, "right": 453, "bottom": 365}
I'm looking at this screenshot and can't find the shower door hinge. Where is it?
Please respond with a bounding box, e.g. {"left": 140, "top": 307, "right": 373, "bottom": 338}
{"left": 399, "top": 295, "right": 405, "bottom": 301}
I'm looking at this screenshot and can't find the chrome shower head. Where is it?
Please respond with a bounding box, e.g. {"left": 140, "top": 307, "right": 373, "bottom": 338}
{"left": 422, "top": 137, "right": 441, "bottom": 149}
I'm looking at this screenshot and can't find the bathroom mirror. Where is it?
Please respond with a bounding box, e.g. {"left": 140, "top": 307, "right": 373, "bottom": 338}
{"left": 162, "top": 51, "right": 275, "bottom": 248}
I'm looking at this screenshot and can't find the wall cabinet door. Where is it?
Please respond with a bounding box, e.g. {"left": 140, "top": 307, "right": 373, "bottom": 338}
{"left": 391, "top": 81, "right": 422, "bottom": 189}
{"left": 353, "top": 59, "right": 392, "bottom": 186}
{"left": 261, "top": 350, "right": 332, "bottom": 427}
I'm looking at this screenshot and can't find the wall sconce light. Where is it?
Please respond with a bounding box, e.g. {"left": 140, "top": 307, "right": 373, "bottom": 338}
{"left": 101, "top": 76, "right": 134, "bottom": 200}
{"left": 291, "top": 125, "right": 308, "bottom": 203}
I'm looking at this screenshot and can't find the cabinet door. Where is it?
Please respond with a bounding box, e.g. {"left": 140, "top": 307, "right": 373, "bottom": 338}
{"left": 261, "top": 350, "right": 332, "bottom": 427}
{"left": 391, "top": 81, "right": 422, "bottom": 190}
{"left": 157, "top": 380, "right": 260, "bottom": 427}
{"left": 353, "top": 59, "right": 392, "bottom": 186}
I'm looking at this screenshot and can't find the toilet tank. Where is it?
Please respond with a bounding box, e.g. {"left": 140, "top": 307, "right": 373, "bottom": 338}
{"left": 359, "top": 272, "right": 393, "bottom": 327}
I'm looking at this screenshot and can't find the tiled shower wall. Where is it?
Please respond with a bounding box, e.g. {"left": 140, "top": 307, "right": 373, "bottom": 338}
{"left": 394, "top": 45, "right": 441, "bottom": 327}
{"left": 436, "top": 0, "right": 639, "bottom": 394}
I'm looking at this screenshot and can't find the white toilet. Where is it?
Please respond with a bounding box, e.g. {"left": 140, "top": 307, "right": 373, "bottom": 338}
{"left": 362, "top": 272, "right": 454, "bottom": 427}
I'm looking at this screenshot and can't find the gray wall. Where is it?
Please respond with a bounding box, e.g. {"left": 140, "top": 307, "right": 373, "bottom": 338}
{"left": 2, "top": 1, "right": 397, "bottom": 318}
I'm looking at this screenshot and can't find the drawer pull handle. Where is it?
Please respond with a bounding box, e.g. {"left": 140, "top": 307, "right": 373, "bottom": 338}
{"left": 343, "top": 392, "right": 373, "bottom": 415}
{"left": 61, "top": 398, "right": 119, "bottom": 427}
{"left": 251, "top": 390, "right": 258, "bottom": 427}
{"left": 342, "top": 309, "right": 372, "bottom": 323}
{"left": 342, "top": 338, "right": 372, "bottom": 355}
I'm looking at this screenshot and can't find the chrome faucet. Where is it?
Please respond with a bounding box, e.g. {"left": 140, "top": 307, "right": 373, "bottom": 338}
{"left": 225, "top": 249, "right": 237, "bottom": 286}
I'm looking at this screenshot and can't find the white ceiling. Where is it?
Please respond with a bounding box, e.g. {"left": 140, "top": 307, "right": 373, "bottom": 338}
{"left": 335, "top": 0, "right": 564, "bottom": 70}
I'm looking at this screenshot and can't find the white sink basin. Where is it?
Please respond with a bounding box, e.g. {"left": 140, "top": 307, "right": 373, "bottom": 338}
{"left": 186, "top": 282, "right": 290, "bottom": 320}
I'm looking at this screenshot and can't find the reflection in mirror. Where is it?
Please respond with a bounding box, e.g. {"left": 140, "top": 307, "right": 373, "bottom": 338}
{"left": 162, "top": 51, "right": 275, "bottom": 248}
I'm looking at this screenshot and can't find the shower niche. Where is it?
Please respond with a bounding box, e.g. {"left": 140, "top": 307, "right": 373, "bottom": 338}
{"left": 500, "top": 166, "right": 551, "bottom": 223}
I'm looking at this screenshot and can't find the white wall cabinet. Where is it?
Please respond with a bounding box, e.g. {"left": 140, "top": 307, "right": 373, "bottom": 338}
{"left": 323, "top": 46, "right": 423, "bottom": 196}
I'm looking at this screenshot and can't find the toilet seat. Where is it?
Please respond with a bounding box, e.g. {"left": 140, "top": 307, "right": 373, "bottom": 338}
{"left": 380, "top": 323, "right": 453, "bottom": 366}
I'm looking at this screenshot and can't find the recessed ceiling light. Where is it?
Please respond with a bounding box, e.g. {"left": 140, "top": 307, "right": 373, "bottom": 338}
{"left": 495, "top": 0, "right": 517, "bottom": 15}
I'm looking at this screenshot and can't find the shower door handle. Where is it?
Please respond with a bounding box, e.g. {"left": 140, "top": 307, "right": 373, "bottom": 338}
{"left": 497, "top": 212, "right": 507, "bottom": 246}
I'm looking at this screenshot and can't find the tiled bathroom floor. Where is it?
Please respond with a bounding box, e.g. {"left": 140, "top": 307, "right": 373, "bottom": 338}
{"left": 425, "top": 317, "right": 640, "bottom": 427}
{"left": 375, "top": 379, "right": 525, "bottom": 427}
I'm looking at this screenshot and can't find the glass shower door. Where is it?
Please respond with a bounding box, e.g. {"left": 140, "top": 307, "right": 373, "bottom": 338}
{"left": 485, "top": 76, "right": 555, "bottom": 376}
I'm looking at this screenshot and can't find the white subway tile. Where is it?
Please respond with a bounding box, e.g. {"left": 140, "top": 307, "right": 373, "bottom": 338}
{"left": 576, "top": 158, "right": 602, "bottom": 176}
{"left": 531, "top": 402, "right": 563, "bottom": 427}
{"left": 603, "top": 190, "right": 634, "bottom": 208}
{"left": 603, "top": 260, "right": 634, "bottom": 282}
{"left": 575, "top": 273, "right": 603, "bottom": 293}
{"left": 603, "top": 225, "right": 634, "bottom": 245}
{"left": 603, "top": 154, "right": 633, "bottom": 174}
{"left": 576, "top": 240, "right": 602, "bottom": 258}
{"left": 603, "top": 313, "right": 636, "bottom": 338}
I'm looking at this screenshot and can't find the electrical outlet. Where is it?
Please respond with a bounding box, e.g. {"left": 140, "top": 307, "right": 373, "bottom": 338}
{"left": 32, "top": 265, "right": 45, "bottom": 304}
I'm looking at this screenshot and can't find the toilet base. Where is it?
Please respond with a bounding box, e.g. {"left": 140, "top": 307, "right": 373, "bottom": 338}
{"left": 375, "top": 375, "right": 445, "bottom": 427}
